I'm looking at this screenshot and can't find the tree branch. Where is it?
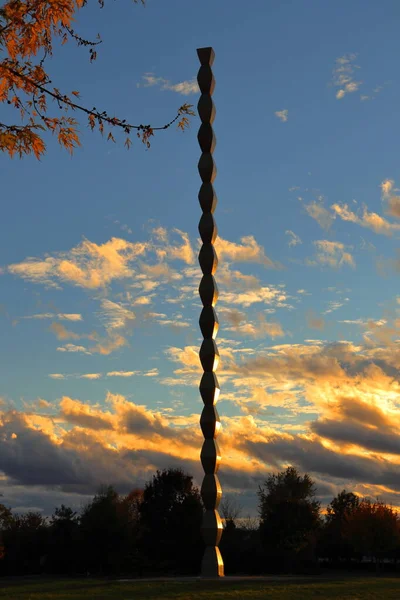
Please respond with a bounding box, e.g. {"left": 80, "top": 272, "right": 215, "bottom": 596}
{"left": 63, "top": 25, "right": 102, "bottom": 47}
{"left": 5, "top": 64, "right": 194, "bottom": 136}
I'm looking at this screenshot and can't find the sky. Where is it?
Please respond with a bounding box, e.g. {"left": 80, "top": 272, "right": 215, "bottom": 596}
{"left": 1, "top": 0, "right": 400, "bottom": 517}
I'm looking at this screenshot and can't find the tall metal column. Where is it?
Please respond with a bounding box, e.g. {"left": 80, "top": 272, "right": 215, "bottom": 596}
{"left": 197, "top": 46, "right": 224, "bottom": 578}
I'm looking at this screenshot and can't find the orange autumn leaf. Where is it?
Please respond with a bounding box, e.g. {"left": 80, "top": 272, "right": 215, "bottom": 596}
{"left": 31, "top": 135, "right": 46, "bottom": 159}
{"left": 88, "top": 114, "right": 96, "bottom": 130}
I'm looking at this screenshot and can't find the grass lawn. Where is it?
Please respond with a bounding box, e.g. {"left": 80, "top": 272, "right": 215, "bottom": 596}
{"left": 0, "top": 576, "right": 400, "bottom": 600}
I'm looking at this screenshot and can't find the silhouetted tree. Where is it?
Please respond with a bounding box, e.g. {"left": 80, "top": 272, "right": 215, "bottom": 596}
{"left": 138, "top": 468, "right": 203, "bottom": 575}
{"left": 118, "top": 488, "right": 144, "bottom": 574}
{"left": 0, "top": 502, "right": 12, "bottom": 529}
{"left": 343, "top": 498, "right": 400, "bottom": 572}
{"left": 219, "top": 494, "right": 244, "bottom": 574}
{"left": 258, "top": 466, "right": 321, "bottom": 573}
{"left": 14, "top": 468, "right": 400, "bottom": 578}
{"left": 80, "top": 485, "right": 130, "bottom": 575}
{"left": 2, "top": 511, "right": 48, "bottom": 574}
{"left": 318, "top": 490, "right": 360, "bottom": 564}
{"left": 48, "top": 505, "right": 81, "bottom": 574}
{"left": 240, "top": 514, "right": 260, "bottom": 532}
{"left": 220, "top": 494, "right": 243, "bottom": 530}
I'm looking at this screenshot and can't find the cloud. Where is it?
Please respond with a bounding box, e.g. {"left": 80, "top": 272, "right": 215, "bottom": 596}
{"left": 217, "top": 266, "right": 262, "bottom": 293}
{"left": 164, "top": 346, "right": 201, "bottom": 380}
{"left": 0, "top": 396, "right": 269, "bottom": 505}
{"left": 240, "top": 432, "right": 400, "bottom": 493}
{"left": 120, "top": 403, "right": 176, "bottom": 439}
{"left": 215, "top": 236, "right": 281, "bottom": 268}
{"left": 360, "top": 83, "right": 389, "bottom": 103}
{"left": 0, "top": 398, "right": 187, "bottom": 493}
{"left": 359, "top": 237, "right": 376, "bottom": 252}
{"left": 229, "top": 319, "right": 284, "bottom": 339}
{"left": 113, "top": 220, "right": 132, "bottom": 235}
{"left": 8, "top": 237, "right": 148, "bottom": 289}
{"left": 331, "top": 203, "right": 400, "bottom": 236}
{"left": 222, "top": 285, "right": 289, "bottom": 308}
{"left": 305, "top": 201, "right": 335, "bottom": 231}
{"left": 58, "top": 314, "right": 82, "bottom": 322}
{"left": 143, "top": 368, "right": 159, "bottom": 377}
{"left": 49, "top": 369, "right": 158, "bottom": 380}
{"left": 381, "top": 179, "right": 394, "bottom": 198}
{"left": 90, "top": 333, "right": 128, "bottom": 356}
{"left": 59, "top": 396, "right": 113, "bottom": 430}
{"left": 151, "top": 227, "right": 168, "bottom": 242}
{"left": 307, "top": 311, "right": 325, "bottom": 331}
{"left": 5, "top": 335, "right": 400, "bottom": 514}
{"left": 6, "top": 231, "right": 282, "bottom": 323}
{"left": 48, "top": 373, "right": 69, "bottom": 379}
{"left": 156, "top": 229, "right": 195, "bottom": 265}
{"left": 338, "top": 318, "right": 372, "bottom": 326}
{"left": 311, "top": 418, "right": 400, "bottom": 456}
{"left": 275, "top": 110, "right": 288, "bottom": 122}
{"left": 363, "top": 318, "right": 400, "bottom": 348}
{"left": 285, "top": 230, "right": 302, "bottom": 247}
{"left": 132, "top": 295, "right": 153, "bottom": 306}
{"left": 138, "top": 73, "right": 199, "bottom": 96}
{"left": 49, "top": 322, "right": 81, "bottom": 341}
{"left": 14, "top": 222, "right": 400, "bottom": 513}
{"left": 386, "top": 197, "right": 400, "bottom": 219}
{"left": 381, "top": 178, "right": 400, "bottom": 219}
{"left": 224, "top": 312, "right": 285, "bottom": 339}
{"left": 21, "top": 313, "right": 83, "bottom": 321}
{"left": 308, "top": 394, "right": 400, "bottom": 456}
{"left": 323, "top": 298, "right": 350, "bottom": 314}
{"left": 156, "top": 319, "right": 190, "bottom": 331}
{"left": 332, "top": 54, "right": 362, "bottom": 99}
{"left": 140, "top": 262, "right": 180, "bottom": 281}
{"left": 97, "top": 299, "right": 136, "bottom": 330}
{"left": 106, "top": 371, "right": 138, "bottom": 377}
{"left": 164, "top": 334, "right": 400, "bottom": 462}
{"left": 49, "top": 312, "right": 128, "bottom": 356}
{"left": 7, "top": 259, "right": 58, "bottom": 288}
{"left": 57, "top": 344, "right": 90, "bottom": 354}
{"left": 307, "top": 240, "right": 355, "bottom": 269}
{"left": 219, "top": 307, "right": 246, "bottom": 328}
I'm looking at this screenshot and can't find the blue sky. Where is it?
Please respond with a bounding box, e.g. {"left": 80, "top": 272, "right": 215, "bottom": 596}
{"left": 2, "top": 0, "right": 400, "bottom": 515}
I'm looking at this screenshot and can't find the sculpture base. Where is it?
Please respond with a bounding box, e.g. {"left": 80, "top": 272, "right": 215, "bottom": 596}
{"left": 201, "top": 546, "right": 224, "bottom": 577}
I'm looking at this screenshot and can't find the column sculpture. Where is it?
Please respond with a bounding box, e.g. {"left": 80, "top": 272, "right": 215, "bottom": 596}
{"left": 197, "top": 46, "right": 224, "bottom": 578}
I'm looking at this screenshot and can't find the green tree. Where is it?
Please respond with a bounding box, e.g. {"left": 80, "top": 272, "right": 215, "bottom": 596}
{"left": 257, "top": 466, "right": 321, "bottom": 573}
{"left": 138, "top": 468, "right": 203, "bottom": 575}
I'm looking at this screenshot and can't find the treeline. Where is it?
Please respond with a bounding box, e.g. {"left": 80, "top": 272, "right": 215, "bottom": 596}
{"left": 0, "top": 466, "right": 400, "bottom": 577}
